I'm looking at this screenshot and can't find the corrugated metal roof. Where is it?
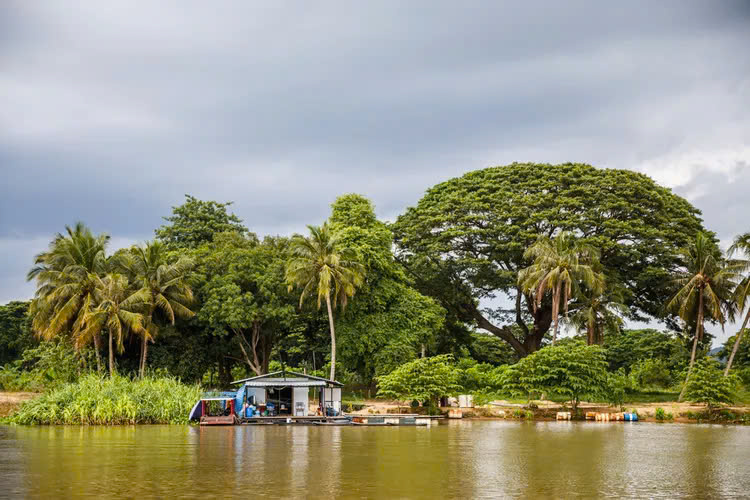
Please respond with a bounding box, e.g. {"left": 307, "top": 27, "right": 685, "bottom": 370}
{"left": 244, "top": 379, "right": 326, "bottom": 387}
{"left": 232, "top": 370, "right": 343, "bottom": 386}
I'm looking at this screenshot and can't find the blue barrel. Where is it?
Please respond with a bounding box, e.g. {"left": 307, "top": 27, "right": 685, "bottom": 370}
{"left": 624, "top": 412, "right": 638, "bottom": 421}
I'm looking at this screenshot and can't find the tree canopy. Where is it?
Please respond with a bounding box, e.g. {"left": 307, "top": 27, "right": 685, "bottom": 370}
{"left": 393, "top": 163, "right": 706, "bottom": 356}
{"left": 155, "top": 195, "right": 247, "bottom": 249}
{"left": 328, "top": 194, "right": 445, "bottom": 385}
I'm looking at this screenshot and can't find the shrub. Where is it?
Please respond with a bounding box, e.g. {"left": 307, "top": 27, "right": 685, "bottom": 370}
{"left": 503, "top": 341, "right": 609, "bottom": 410}
{"left": 629, "top": 358, "right": 674, "bottom": 390}
{"left": 684, "top": 358, "right": 738, "bottom": 409}
{"left": 607, "top": 368, "right": 628, "bottom": 408}
{"left": 654, "top": 407, "right": 673, "bottom": 421}
{"left": 0, "top": 340, "right": 83, "bottom": 392}
{"left": 10, "top": 374, "right": 201, "bottom": 425}
{"left": 377, "top": 354, "right": 461, "bottom": 407}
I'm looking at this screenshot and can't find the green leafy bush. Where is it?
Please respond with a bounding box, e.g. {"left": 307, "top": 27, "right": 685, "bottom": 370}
{"left": 607, "top": 368, "right": 628, "bottom": 408}
{"left": 503, "top": 341, "right": 609, "bottom": 410}
{"left": 654, "top": 407, "right": 673, "bottom": 421}
{"left": 684, "top": 358, "right": 738, "bottom": 408}
{"left": 377, "top": 354, "right": 461, "bottom": 407}
{"left": 10, "top": 374, "right": 202, "bottom": 425}
{"left": 0, "top": 340, "right": 84, "bottom": 392}
{"left": 629, "top": 358, "right": 674, "bottom": 390}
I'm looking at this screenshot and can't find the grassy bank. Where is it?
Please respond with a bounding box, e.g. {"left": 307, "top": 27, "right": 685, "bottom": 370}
{"left": 8, "top": 374, "right": 201, "bottom": 425}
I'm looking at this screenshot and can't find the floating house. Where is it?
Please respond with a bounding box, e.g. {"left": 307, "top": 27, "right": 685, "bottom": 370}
{"left": 233, "top": 371, "right": 343, "bottom": 418}
{"left": 189, "top": 370, "right": 344, "bottom": 425}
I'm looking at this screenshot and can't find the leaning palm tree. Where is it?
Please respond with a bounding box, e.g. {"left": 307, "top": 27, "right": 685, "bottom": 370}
{"left": 666, "top": 232, "right": 739, "bottom": 400}
{"left": 27, "top": 222, "right": 110, "bottom": 371}
{"left": 286, "top": 223, "right": 365, "bottom": 381}
{"left": 118, "top": 240, "right": 195, "bottom": 377}
{"left": 724, "top": 232, "right": 750, "bottom": 376}
{"left": 518, "top": 231, "right": 605, "bottom": 345}
{"left": 76, "top": 273, "right": 145, "bottom": 376}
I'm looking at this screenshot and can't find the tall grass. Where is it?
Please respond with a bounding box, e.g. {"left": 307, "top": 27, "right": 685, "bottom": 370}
{"left": 10, "top": 374, "right": 202, "bottom": 425}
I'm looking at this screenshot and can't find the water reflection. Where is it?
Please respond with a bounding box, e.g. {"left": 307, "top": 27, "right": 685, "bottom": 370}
{"left": 2, "top": 422, "right": 749, "bottom": 499}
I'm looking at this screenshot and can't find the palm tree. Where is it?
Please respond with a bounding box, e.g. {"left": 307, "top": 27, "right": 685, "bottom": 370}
{"left": 724, "top": 232, "right": 750, "bottom": 376}
{"left": 568, "top": 288, "right": 628, "bottom": 345}
{"left": 286, "top": 223, "right": 364, "bottom": 381}
{"left": 76, "top": 273, "right": 145, "bottom": 375}
{"left": 518, "top": 231, "right": 605, "bottom": 345}
{"left": 666, "top": 232, "right": 738, "bottom": 400}
{"left": 27, "top": 223, "right": 110, "bottom": 371}
{"left": 118, "top": 241, "right": 195, "bottom": 378}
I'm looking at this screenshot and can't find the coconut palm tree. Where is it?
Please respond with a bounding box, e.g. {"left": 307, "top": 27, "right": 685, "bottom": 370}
{"left": 568, "top": 287, "right": 628, "bottom": 345}
{"left": 724, "top": 232, "right": 750, "bottom": 376}
{"left": 117, "top": 240, "right": 195, "bottom": 378}
{"left": 26, "top": 223, "right": 110, "bottom": 371}
{"left": 518, "top": 231, "right": 605, "bottom": 345}
{"left": 286, "top": 223, "right": 365, "bottom": 381}
{"left": 76, "top": 273, "right": 145, "bottom": 375}
{"left": 666, "top": 232, "right": 739, "bottom": 400}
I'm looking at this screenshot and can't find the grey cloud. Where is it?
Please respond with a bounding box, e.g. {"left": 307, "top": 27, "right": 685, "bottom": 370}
{"left": 1, "top": 1, "right": 750, "bottom": 348}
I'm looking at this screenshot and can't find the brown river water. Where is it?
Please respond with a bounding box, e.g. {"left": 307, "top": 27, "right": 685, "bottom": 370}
{"left": 1, "top": 421, "right": 749, "bottom": 499}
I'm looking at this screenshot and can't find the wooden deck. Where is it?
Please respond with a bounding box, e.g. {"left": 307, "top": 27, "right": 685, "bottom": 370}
{"left": 200, "top": 415, "right": 237, "bottom": 426}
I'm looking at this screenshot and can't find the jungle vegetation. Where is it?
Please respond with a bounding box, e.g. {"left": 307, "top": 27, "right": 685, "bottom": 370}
{"left": 3, "top": 163, "right": 750, "bottom": 414}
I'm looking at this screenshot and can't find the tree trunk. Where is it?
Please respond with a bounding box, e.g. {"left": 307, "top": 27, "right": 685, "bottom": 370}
{"left": 325, "top": 294, "right": 337, "bottom": 381}
{"left": 92, "top": 334, "right": 103, "bottom": 373}
{"left": 108, "top": 329, "right": 115, "bottom": 376}
{"left": 725, "top": 309, "right": 750, "bottom": 376}
{"left": 472, "top": 307, "right": 527, "bottom": 355}
{"left": 139, "top": 305, "right": 156, "bottom": 378}
{"left": 679, "top": 292, "right": 704, "bottom": 402}
{"left": 421, "top": 344, "right": 426, "bottom": 358}
{"left": 141, "top": 337, "right": 149, "bottom": 378}
{"left": 552, "top": 282, "right": 562, "bottom": 345}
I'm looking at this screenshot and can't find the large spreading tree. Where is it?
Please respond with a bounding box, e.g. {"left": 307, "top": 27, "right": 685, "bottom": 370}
{"left": 393, "top": 163, "right": 706, "bottom": 357}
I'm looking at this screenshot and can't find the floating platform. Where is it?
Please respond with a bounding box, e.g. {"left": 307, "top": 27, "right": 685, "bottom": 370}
{"left": 200, "top": 415, "right": 237, "bottom": 426}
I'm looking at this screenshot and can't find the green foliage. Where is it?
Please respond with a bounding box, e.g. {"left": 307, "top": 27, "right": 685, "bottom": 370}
{"left": 722, "top": 330, "right": 750, "bottom": 372}
{"left": 10, "top": 374, "right": 201, "bottom": 425}
{"left": 192, "top": 232, "right": 296, "bottom": 377}
{"left": 629, "top": 358, "right": 674, "bottom": 390}
{"left": 0, "top": 339, "right": 83, "bottom": 391}
{"left": 605, "top": 329, "right": 688, "bottom": 374}
{"left": 377, "top": 354, "right": 461, "bottom": 406}
{"left": 0, "top": 301, "right": 35, "bottom": 366}
{"left": 503, "top": 341, "right": 609, "bottom": 409}
{"left": 607, "top": 368, "right": 628, "bottom": 408}
{"left": 286, "top": 222, "right": 366, "bottom": 381}
{"left": 684, "top": 358, "right": 738, "bottom": 408}
{"left": 117, "top": 240, "right": 196, "bottom": 377}
{"left": 455, "top": 358, "right": 508, "bottom": 393}
{"left": 155, "top": 195, "right": 247, "bottom": 249}
{"left": 518, "top": 231, "right": 605, "bottom": 344}
{"left": 466, "top": 332, "right": 517, "bottom": 366}
{"left": 654, "top": 407, "right": 673, "bottom": 421}
{"left": 327, "top": 195, "right": 444, "bottom": 385}
{"left": 27, "top": 222, "right": 110, "bottom": 351}
{"left": 393, "top": 163, "right": 706, "bottom": 356}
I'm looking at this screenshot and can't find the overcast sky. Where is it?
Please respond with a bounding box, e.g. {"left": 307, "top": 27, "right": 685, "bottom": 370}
{"left": 1, "top": 1, "right": 749, "bottom": 342}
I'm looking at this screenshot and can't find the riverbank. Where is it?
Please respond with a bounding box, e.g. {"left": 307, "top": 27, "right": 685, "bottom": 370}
{"left": 5, "top": 375, "right": 201, "bottom": 425}
{"left": 349, "top": 399, "right": 750, "bottom": 424}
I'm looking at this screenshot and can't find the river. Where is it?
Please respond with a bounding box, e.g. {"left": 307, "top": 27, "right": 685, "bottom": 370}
{"left": 1, "top": 421, "right": 749, "bottom": 498}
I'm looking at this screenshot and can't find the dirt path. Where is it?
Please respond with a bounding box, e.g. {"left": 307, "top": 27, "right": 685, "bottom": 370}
{"left": 0, "top": 392, "right": 37, "bottom": 418}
